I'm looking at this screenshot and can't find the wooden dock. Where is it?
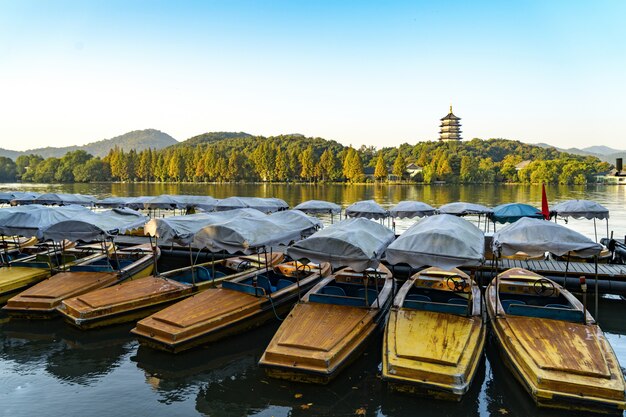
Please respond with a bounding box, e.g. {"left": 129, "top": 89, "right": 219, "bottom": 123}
{"left": 485, "top": 259, "right": 626, "bottom": 279}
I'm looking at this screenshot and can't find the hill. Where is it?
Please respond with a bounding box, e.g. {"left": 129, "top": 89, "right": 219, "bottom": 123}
{"left": 535, "top": 142, "right": 624, "bottom": 163}
{"left": 0, "top": 129, "right": 178, "bottom": 160}
{"left": 177, "top": 131, "right": 253, "bottom": 147}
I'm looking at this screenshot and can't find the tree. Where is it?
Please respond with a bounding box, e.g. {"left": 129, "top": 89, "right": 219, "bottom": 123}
{"left": 318, "top": 148, "right": 339, "bottom": 181}
{"left": 226, "top": 150, "right": 242, "bottom": 181}
{"left": 0, "top": 157, "right": 17, "bottom": 182}
{"left": 274, "top": 148, "right": 290, "bottom": 181}
{"left": 374, "top": 152, "right": 388, "bottom": 181}
{"left": 392, "top": 152, "right": 405, "bottom": 180}
{"left": 300, "top": 146, "right": 316, "bottom": 181}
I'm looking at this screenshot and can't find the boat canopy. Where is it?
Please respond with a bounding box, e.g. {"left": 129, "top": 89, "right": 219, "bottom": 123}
{"left": 0, "top": 191, "right": 39, "bottom": 204}
{"left": 389, "top": 201, "right": 436, "bottom": 219}
{"left": 42, "top": 208, "right": 148, "bottom": 242}
{"left": 345, "top": 200, "right": 389, "bottom": 220}
{"left": 437, "top": 202, "right": 492, "bottom": 216}
{"left": 492, "top": 217, "right": 603, "bottom": 258}
{"left": 214, "top": 197, "right": 289, "bottom": 213}
{"left": 293, "top": 200, "right": 341, "bottom": 214}
{"left": 193, "top": 210, "right": 321, "bottom": 254}
{"left": 287, "top": 218, "right": 395, "bottom": 272}
{"left": 144, "top": 208, "right": 265, "bottom": 245}
{"left": 385, "top": 214, "right": 485, "bottom": 269}
{"left": 0, "top": 204, "right": 91, "bottom": 238}
{"left": 551, "top": 200, "right": 609, "bottom": 220}
{"left": 490, "top": 203, "right": 543, "bottom": 224}
{"left": 96, "top": 197, "right": 129, "bottom": 208}
{"left": 32, "top": 193, "right": 97, "bottom": 206}
{"left": 143, "top": 194, "right": 219, "bottom": 211}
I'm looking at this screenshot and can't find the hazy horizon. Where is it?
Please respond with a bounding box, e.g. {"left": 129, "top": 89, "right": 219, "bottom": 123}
{"left": 1, "top": 0, "right": 625, "bottom": 151}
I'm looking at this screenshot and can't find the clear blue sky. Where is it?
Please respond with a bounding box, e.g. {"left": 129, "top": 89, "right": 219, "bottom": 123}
{"left": 1, "top": 0, "right": 624, "bottom": 150}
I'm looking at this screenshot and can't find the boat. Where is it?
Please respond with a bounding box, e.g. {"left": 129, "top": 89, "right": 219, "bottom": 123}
{"left": 3, "top": 244, "right": 157, "bottom": 318}
{"left": 490, "top": 217, "right": 626, "bottom": 413}
{"left": 382, "top": 214, "right": 485, "bottom": 400}
{"left": 259, "top": 217, "right": 396, "bottom": 383}
{"left": 58, "top": 252, "right": 283, "bottom": 329}
{"left": 131, "top": 210, "right": 325, "bottom": 352}
{"left": 60, "top": 209, "right": 322, "bottom": 330}
{"left": 131, "top": 260, "right": 330, "bottom": 353}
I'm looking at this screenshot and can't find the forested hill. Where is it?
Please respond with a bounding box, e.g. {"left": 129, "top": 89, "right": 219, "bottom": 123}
{"left": 0, "top": 132, "right": 612, "bottom": 184}
{"left": 0, "top": 129, "right": 177, "bottom": 160}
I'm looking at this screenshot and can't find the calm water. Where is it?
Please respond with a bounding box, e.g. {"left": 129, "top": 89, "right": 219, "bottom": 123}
{"left": 1, "top": 183, "right": 626, "bottom": 417}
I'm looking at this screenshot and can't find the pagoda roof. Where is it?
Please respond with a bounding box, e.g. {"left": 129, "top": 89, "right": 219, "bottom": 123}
{"left": 441, "top": 112, "right": 461, "bottom": 121}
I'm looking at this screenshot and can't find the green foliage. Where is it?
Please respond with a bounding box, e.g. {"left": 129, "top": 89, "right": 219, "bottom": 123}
{"left": 374, "top": 152, "right": 388, "bottom": 180}
{"left": 0, "top": 157, "right": 17, "bottom": 182}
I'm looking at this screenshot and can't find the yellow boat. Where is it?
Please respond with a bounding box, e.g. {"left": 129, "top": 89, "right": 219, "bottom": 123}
{"left": 0, "top": 241, "right": 106, "bottom": 305}
{"left": 3, "top": 244, "right": 158, "bottom": 318}
{"left": 382, "top": 267, "right": 485, "bottom": 401}
{"left": 59, "top": 253, "right": 284, "bottom": 330}
{"left": 131, "top": 260, "right": 331, "bottom": 353}
{"left": 259, "top": 264, "right": 393, "bottom": 384}
{"left": 487, "top": 267, "right": 626, "bottom": 414}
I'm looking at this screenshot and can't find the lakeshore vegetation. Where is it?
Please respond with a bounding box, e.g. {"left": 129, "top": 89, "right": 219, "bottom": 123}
{"left": 0, "top": 133, "right": 611, "bottom": 185}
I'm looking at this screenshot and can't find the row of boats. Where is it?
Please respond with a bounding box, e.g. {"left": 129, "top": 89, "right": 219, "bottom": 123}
{"left": 0, "top": 202, "right": 624, "bottom": 414}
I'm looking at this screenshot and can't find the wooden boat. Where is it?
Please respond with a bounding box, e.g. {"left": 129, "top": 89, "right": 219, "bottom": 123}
{"left": 551, "top": 245, "right": 612, "bottom": 263}
{"left": 131, "top": 260, "right": 331, "bottom": 353}
{"left": 0, "top": 236, "right": 38, "bottom": 250}
{"left": 487, "top": 267, "right": 626, "bottom": 414}
{"left": 59, "top": 252, "right": 284, "bottom": 330}
{"left": 382, "top": 267, "right": 485, "bottom": 401}
{"left": 0, "top": 241, "right": 108, "bottom": 305}
{"left": 3, "top": 244, "right": 158, "bottom": 318}
{"left": 259, "top": 264, "right": 393, "bottom": 384}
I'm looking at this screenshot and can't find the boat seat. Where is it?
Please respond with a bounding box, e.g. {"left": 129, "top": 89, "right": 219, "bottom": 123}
{"left": 448, "top": 298, "right": 468, "bottom": 306}
{"left": 356, "top": 288, "right": 379, "bottom": 306}
{"left": 545, "top": 303, "right": 572, "bottom": 309}
{"left": 195, "top": 266, "right": 212, "bottom": 282}
{"left": 276, "top": 278, "right": 293, "bottom": 290}
{"left": 405, "top": 294, "right": 431, "bottom": 302}
{"left": 321, "top": 286, "right": 346, "bottom": 296}
{"left": 501, "top": 299, "right": 526, "bottom": 313}
{"left": 214, "top": 271, "right": 227, "bottom": 279}
{"left": 257, "top": 275, "right": 276, "bottom": 294}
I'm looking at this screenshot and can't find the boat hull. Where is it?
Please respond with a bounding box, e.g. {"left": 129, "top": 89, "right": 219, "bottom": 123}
{"left": 259, "top": 266, "right": 393, "bottom": 384}
{"left": 0, "top": 267, "right": 51, "bottom": 305}
{"left": 487, "top": 268, "right": 626, "bottom": 414}
{"left": 132, "top": 264, "right": 329, "bottom": 353}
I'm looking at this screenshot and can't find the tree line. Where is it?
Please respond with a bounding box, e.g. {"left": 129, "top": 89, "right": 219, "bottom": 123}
{"left": 0, "top": 134, "right": 611, "bottom": 185}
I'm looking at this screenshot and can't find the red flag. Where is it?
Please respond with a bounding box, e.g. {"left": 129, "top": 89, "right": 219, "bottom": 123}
{"left": 541, "top": 183, "right": 550, "bottom": 220}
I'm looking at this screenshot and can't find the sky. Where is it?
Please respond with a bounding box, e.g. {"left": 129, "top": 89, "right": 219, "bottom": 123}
{"left": 0, "top": 0, "right": 625, "bottom": 151}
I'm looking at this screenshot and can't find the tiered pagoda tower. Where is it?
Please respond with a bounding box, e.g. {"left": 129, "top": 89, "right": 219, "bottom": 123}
{"left": 439, "top": 105, "right": 462, "bottom": 141}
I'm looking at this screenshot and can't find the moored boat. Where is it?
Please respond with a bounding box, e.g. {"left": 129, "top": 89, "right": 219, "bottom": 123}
{"left": 382, "top": 214, "right": 486, "bottom": 400}
{"left": 58, "top": 252, "right": 283, "bottom": 329}
{"left": 3, "top": 244, "right": 157, "bottom": 318}
{"left": 259, "top": 218, "right": 396, "bottom": 383}
{"left": 487, "top": 268, "right": 626, "bottom": 414}
{"left": 131, "top": 260, "right": 330, "bottom": 353}
{"left": 490, "top": 217, "right": 626, "bottom": 414}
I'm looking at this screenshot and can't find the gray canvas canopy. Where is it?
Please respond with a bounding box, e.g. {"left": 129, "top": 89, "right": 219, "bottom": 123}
{"left": 96, "top": 197, "right": 128, "bottom": 208}
{"left": 287, "top": 218, "right": 395, "bottom": 272}
{"left": 0, "top": 191, "right": 39, "bottom": 204}
{"left": 293, "top": 200, "right": 342, "bottom": 214}
{"left": 385, "top": 214, "right": 485, "bottom": 269}
{"left": 492, "top": 217, "right": 603, "bottom": 258}
{"left": 32, "top": 193, "right": 97, "bottom": 206}
{"left": 42, "top": 208, "right": 148, "bottom": 242}
{"left": 345, "top": 200, "right": 389, "bottom": 220}
{"left": 389, "top": 201, "right": 436, "bottom": 219}
{"left": 193, "top": 210, "right": 321, "bottom": 254}
{"left": 144, "top": 195, "right": 186, "bottom": 210}
{"left": 0, "top": 204, "right": 92, "bottom": 238}
{"left": 144, "top": 208, "right": 265, "bottom": 246}
{"left": 437, "top": 202, "right": 492, "bottom": 216}
{"left": 214, "top": 197, "right": 289, "bottom": 213}
{"left": 551, "top": 200, "right": 609, "bottom": 220}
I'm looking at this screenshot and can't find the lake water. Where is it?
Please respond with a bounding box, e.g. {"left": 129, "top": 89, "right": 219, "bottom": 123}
{"left": 1, "top": 182, "right": 626, "bottom": 417}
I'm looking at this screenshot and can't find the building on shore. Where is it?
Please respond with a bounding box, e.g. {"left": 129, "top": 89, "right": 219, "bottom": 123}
{"left": 439, "top": 105, "right": 462, "bottom": 142}
{"left": 595, "top": 158, "right": 626, "bottom": 184}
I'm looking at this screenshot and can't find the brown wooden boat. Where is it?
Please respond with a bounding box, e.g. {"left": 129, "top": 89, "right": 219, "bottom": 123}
{"left": 382, "top": 267, "right": 485, "bottom": 401}
{"left": 3, "top": 244, "right": 158, "bottom": 318}
{"left": 131, "top": 261, "right": 331, "bottom": 353}
{"left": 259, "top": 264, "right": 393, "bottom": 384}
{"left": 59, "top": 252, "right": 284, "bottom": 330}
{"left": 487, "top": 267, "right": 626, "bottom": 414}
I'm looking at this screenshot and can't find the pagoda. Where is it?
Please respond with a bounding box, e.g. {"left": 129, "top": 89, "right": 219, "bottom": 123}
{"left": 439, "top": 105, "right": 462, "bottom": 141}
